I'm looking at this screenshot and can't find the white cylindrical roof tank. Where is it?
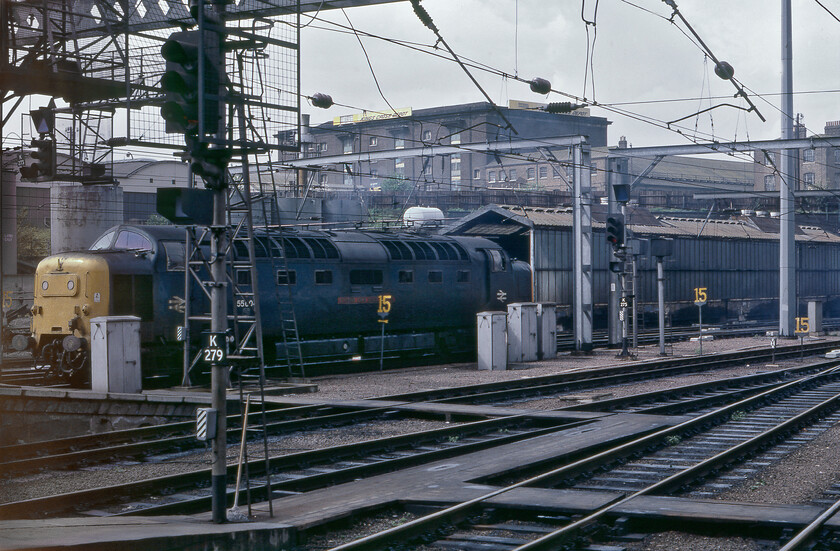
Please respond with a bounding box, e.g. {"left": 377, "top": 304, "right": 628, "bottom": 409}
{"left": 403, "top": 207, "right": 444, "bottom": 226}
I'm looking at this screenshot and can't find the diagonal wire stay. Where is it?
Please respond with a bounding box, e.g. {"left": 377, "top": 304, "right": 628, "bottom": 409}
{"left": 408, "top": 0, "right": 519, "bottom": 135}
{"left": 661, "top": 0, "right": 766, "bottom": 122}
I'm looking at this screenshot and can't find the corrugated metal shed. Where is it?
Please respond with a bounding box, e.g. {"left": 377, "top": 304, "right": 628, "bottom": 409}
{"left": 445, "top": 204, "right": 840, "bottom": 322}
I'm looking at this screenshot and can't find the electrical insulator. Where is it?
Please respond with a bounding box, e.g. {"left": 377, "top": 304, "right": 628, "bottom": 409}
{"left": 546, "top": 102, "right": 581, "bottom": 114}
{"left": 311, "top": 93, "right": 334, "bottom": 109}
{"left": 714, "top": 61, "right": 735, "bottom": 80}
{"left": 529, "top": 77, "right": 551, "bottom": 95}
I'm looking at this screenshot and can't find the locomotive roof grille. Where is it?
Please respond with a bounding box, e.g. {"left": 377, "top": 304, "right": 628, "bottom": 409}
{"left": 379, "top": 238, "right": 469, "bottom": 262}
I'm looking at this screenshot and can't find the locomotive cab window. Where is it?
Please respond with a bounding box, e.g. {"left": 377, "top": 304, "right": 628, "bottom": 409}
{"left": 398, "top": 270, "right": 414, "bottom": 283}
{"left": 350, "top": 269, "right": 383, "bottom": 285}
{"left": 90, "top": 230, "right": 116, "bottom": 250}
{"left": 114, "top": 231, "right": 153, "bottom": 251}
{"left": 162, "top": 241, "right": 185, "bottom": 271}
{"left": 315, "top": 270, "right": 333, "bottom": 285}
{"left": 277, "top": 270, "right": 297, "bottom": 285}
{"left": 428, "top": 270, "right": 443, "bottom": 283}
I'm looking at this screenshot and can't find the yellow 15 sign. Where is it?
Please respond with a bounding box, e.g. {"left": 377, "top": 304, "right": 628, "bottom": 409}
{"left": 693, "top": 287, "right": 707, "bottom": 306}
{"left": 377, "top": 294, "right": 392, "bottom": 323}
{"left": 795, "top": 317, "right": 810, "bottom": 334}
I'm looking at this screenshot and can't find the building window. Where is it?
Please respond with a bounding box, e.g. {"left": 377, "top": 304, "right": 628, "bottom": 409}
{"left": 343, "top": 139, "right": 353, "bottom": 154}
{"left": 804, "top": 172, "right": 815, "bottom": 188}
{"left": 369, "top": 136, "right": 378, "bottom": 147}
{"left": 422, "top": 130, "right": 432, "bottom": 141}
{"left": 318, "top": 173, "right": 328, "bottom": 186}
{"left": 421, "top": 161, "right": 432, "bottom": 175}
{"left": 488, "top": 171, "right": 496, "bottom": 183}
{"left": 473, "top": 169, "right": 480, "bottom": 180}
{"left": 450, "top": 154, "right": 461, "bottom": 182}
{"left": 171, "top": 179, "right": 176, "bottom": 185}
{"left": 527, "top": 168, "right": 535, "bottom": 180}
{"left": 319, "top": 142, "right": 328, "bottom": 152}
{"left": 509, "top": 168, "right": 517, "bottom": 181}
{"left": 450, "top": 132, "right": 461, "bottom": 144}
{"left": 539, "top": 166, "right": 548, "bottom": 179}
{"left": 804, "top": 148, "right": 815, "bottom": 162}
{"left": 552, "top": 166, "right": 562, "bottom": 178}
{"left": 764, "top": 174, "right": 776, "bottom": 191}
{"left": 370, "top": 169, "right": 378, "bottom": 180}
{"left": 834, "top": 149, "right": 840, "bottom": 164}
{"left": 344, "top": 172, "right": 353, "bottom": 188}
{"left": 395, "top": 137, "right": 405, "bottom": 149}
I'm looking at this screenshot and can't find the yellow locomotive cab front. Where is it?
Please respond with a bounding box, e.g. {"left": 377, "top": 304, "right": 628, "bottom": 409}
{"left": 30, "top": 254, "right": 111, "bottom": 380}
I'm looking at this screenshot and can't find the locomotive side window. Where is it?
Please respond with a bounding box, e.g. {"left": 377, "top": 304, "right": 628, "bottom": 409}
{"left": 428, "top": 270, "right": 443, "bottom": 283}
{"left": 350, "top": 269, "right": 383, "bottom": 285}
{"left": 90, "top": 230, "right": 116, "bottom": 250}
{"left": 277, "top": 270, "right": 297, "bottom": 285}
{"left": 162, "top": 241, "right": 185, "bottom": 271}
{"left": 114, "top": 231, "right": 153, "bottom": 251}
{"left": 398, "top": 270, "right": 414, "bottom": 283}
{"left": 457, "top": 270, "right": 471, "bottom": 283}
{"left": 236, "top": 269, "right": 251, "bottom": 286}
{"left": 315, "top": 270, "right": 333, "bottom": 284}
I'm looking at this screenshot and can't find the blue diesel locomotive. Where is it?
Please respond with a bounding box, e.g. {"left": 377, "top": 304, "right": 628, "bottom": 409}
{"left": 21, "top": 224, "right": 532, "bottom": 383}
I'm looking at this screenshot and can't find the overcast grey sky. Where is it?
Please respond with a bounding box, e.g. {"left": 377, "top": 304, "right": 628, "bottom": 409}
{"left": 299, "top": 0, "right": 840, "bottom": 148}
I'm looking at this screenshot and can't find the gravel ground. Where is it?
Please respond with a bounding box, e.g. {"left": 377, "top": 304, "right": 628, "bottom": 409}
{"left": 302, "top": 336, "right": 827, "bottom": 401}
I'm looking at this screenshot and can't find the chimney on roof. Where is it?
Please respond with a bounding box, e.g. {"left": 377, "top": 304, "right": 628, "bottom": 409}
{"left": 618, "top": 136, "right": 628, "bottom": 149}
{"left": 825, "top": 120, "right": 840, "bottom": 136}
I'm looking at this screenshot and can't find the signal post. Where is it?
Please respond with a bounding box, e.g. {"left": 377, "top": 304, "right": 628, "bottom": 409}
{"left": 160, "top": 0, "right": 230, "bottom": 523}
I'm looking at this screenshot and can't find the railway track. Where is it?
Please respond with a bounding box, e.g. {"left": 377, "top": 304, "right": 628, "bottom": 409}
{"left": 7, "top": 343, "right": 840, "bottom": 550}
{"left": 5, "top": 341, "right": 831, "bottom": 478}
{"left": 298, "top": 364, "right": 840, "bottom": 551}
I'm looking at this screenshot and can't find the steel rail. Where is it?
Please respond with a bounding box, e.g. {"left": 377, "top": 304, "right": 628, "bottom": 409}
{"left": 778, "top": 496, "right": 840, "bottom": 551}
